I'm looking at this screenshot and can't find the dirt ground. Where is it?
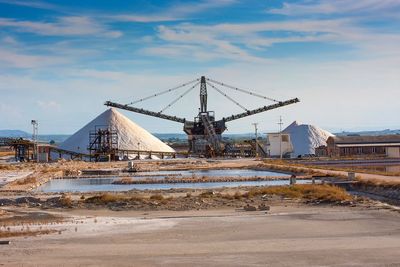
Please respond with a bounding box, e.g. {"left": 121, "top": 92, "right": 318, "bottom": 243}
{"left": 1, "top": 158, "right": 400, "bottom": 266}
{"left": 0, "top": 204, "right": 399, "bottom": 267}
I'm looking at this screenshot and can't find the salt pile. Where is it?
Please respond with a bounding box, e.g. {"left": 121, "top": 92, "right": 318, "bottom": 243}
{"left": 59, "top": 108, "right": 175, "bottom": 156}
{"left": 283, "top": 121, "right": 334, "bottom": 157}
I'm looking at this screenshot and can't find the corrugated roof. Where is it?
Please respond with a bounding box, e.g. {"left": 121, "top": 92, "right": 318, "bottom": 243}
{"left": 336, "top": 143, "right": 400, "bottom": 147}
{"left": 330, "top": 135, "right": 400, "bottom": 145}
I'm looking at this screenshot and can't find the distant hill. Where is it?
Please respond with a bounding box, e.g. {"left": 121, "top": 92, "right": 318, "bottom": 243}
{"left": 39, "top": 135, "right": 71, "bottom": 144}
{"left": 0, "top": 130, "right": 70, "bottom": 144}
{"left": 153, "top": 133, "right": 187, "bottom": 141}
{"left": 0, "top": 130, "right": 30, "bottom": 138}
{"left": 335, "top": 129, "right": 400, "bottom": 136}
{"left": 154, "top": 133, "right": 256, "bottom": 142}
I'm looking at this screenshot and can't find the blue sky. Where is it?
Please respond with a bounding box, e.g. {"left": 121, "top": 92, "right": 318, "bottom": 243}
{"left": 0, "top": 0, "right": 399, "bottom": 134}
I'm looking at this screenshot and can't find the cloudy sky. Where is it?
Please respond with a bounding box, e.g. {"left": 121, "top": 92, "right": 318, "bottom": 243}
{"left": 0, "top": 0, "right": 399, "bottom": 134}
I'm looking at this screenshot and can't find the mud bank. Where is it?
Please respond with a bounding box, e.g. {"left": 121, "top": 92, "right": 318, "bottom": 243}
{"left": 350, "top": 183, "right": 400, "bottom": 205}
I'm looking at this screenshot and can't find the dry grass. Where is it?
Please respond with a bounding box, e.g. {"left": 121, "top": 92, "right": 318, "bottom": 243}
{"left": 85, "top": 193, "right": 125, "bottom": 204}
{"left": 0, "top": 164, "right": 17, "bottom": 170}
{"left": 41, "top": 167, "right": 63, "bottom": 174}
{"left": 59, "top": 196, "right": 73, "bottom": 208}
{"left": 129, "top": 195, "right": 144, "bottom": 201}
{"left": 261, "top": 161, "right": 327, "bottom": 176}
{"left": 193, "top": 184, "right": 351, "bottom": 203}
{"left": 85, "top": 193, "right": 145, "bottom": 204}
{"left": 245, "top": 184, "right": 352, "bottom": 202}
{"left": 233, "top": 191, "right": 242, "bottom": 200}
{"left": 0, "top": 229, "right": 57, "bottom": 238}
{"left": 15, "top": 176, "right": 37, "bottom": 185}
{"left": 149, "top": 194, "right": 164, "bottom": 201}
{"left": 199, "top": 191, "right": 215, "bottom": 198}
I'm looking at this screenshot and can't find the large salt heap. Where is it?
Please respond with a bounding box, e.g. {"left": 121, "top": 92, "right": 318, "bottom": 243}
{"left": 59, "top": 108, "right": 175, "bottom": 156}
{"left": 283, "top": 121, "right": 334, "bottom": 157}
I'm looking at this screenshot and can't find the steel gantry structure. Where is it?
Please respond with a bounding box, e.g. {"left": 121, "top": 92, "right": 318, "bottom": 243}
{"left": 105, "top": 76, "right": 299, "bottom": 157}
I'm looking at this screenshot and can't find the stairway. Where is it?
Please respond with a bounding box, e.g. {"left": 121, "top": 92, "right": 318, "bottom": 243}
{"left": 200, "top": 114, "right": 220, "bottom": 152}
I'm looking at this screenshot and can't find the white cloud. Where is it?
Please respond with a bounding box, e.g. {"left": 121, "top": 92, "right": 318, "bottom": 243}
{"left": 0, "top": 16, "right": 122, "bottom": 38}
{"left": 106, "top": 14, "right": 179, "bottom": 23}
{"left": 0, "top": 103, "right": 22, "bottom": 118}
{"left": 0, "top": 48, "right": 68, "bottom": 68}
{"left": 142, "top": 17, "right": 400, "bottom": 63}
{"left": 106, "top": 0, "right": 237, "bottom": 22}
{"left": 1, "top": 36, "right": 18, "bottom": 45}
{"left": 268, "top": 0, "right": 400, "bottom": 16}
{"left": 0, "top": 0, "right": 59, "bottom": 10}
{"left": 36, "top": 100, "right": 61, "bottom": 110}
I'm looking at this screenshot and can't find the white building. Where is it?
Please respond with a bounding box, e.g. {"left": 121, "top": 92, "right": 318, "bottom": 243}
{"left": 265, "top": 133, "right": 294, "bottom": 158}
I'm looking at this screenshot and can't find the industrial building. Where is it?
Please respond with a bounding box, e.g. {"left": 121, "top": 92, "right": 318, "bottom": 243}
{"left": 265, "top": 133, "right": 293, "bottom": 158}
{"left": 321, "top": 135, "right": 400, "bottom": 158}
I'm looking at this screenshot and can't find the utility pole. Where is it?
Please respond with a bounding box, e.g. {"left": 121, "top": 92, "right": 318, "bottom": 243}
{"left": 252, "top": 123, "right": 259, "bottom": 158}
{"left": 278, "top": 116, "right": 283, "bottom": 159}
{"left": 31, "top": 120, "right": 38, "bottom": 162}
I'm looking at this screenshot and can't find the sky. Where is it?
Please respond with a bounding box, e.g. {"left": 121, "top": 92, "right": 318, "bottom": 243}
{"left": 0, "top": 0, "right": 399, "bottom": 135}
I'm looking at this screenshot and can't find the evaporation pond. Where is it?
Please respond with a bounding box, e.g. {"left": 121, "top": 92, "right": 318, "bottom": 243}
{"left": 37, "top": 169, "right": 296, "bottom": 193}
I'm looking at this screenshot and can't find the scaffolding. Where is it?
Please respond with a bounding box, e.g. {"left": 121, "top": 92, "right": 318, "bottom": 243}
{"left": 88, "top": 126, "right": 118, "bottom": 162}
{"left": 0, "top": 137, "right": 34, "bottom": 162}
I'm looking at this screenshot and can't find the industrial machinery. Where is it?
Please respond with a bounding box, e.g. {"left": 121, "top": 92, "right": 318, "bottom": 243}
{"left": 87, "top": 126, "right": 119, "bottom": 162}
{"left": 0, "top": 137, "right": 35, "bottom": 162}
{"left": 105, "top": 76, "right": 299, "bottom": 157}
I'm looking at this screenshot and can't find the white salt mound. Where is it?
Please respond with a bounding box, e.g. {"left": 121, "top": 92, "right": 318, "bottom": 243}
{"left": 59, "top": 108, "right": 175, "bottom": 155}
{"left": 283, "top": 121, "right": 334, "bottom": 157}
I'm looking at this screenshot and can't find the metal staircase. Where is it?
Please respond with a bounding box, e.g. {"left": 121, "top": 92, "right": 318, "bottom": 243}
{"left": 199, "top": 113, "right": 220, "bottom": 153}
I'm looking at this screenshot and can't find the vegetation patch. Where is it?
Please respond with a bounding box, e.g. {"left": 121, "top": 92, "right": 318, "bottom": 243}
{"left": 149, "top": 194, "right": 164, "bottom": 201}
{"left": 0, "top": 164, "right": 17, "bottom": 170}
{"left": 260, "top": 161, "right": 326, "bottom": 176}
{"left": 245, "top": 184, "right": 352, "bottom": 203}
{"left": 59, "top": 195, "right": 73, "bottom": 208}
{"left": 0, "top": 229, "right": 57, "bottom": 238}
{"left": 84, "top": 193, "right": 126, "bottom": 204}
{"left": 15, "top": 176, "right": 37, "bottom": 185}
{"left": 199, "top": 191, "right": 215, "bottom": 198}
